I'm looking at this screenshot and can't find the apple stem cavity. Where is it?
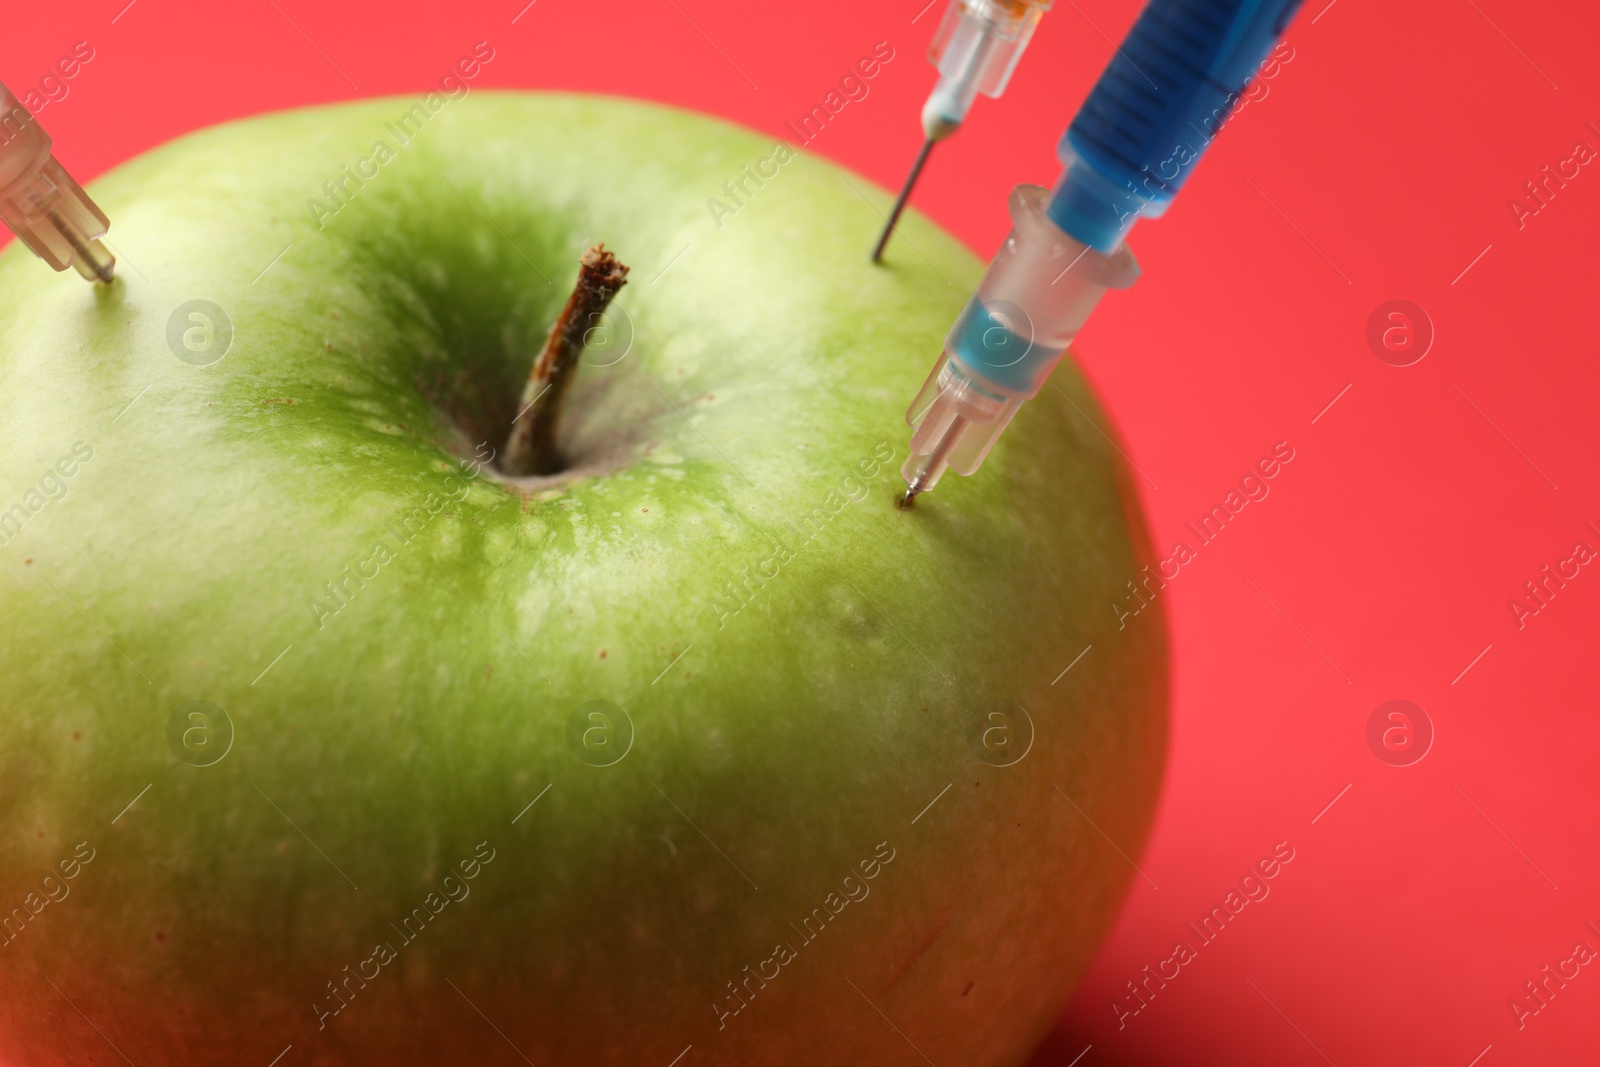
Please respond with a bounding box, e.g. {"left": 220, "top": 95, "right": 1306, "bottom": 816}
{"left": 502, "top": 244, "right": 630, "bottom": 476}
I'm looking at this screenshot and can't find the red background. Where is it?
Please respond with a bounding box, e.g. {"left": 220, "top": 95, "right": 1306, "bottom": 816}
{"left": 6, "top": 0, "right": 1599, "bottom": 1063}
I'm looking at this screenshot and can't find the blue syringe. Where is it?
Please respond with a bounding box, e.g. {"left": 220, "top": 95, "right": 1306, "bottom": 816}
{"left": 899, "top": 0, "right": 1304, "bottom": 505}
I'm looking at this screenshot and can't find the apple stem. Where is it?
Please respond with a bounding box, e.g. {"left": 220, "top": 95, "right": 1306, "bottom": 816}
{"left": 502, "top": 244, "right": 630, "bottom": 476}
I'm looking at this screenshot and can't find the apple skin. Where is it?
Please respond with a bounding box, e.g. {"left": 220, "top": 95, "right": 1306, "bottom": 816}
{"left": 0, "top": 94, "right": 1166, "bottom": 1065}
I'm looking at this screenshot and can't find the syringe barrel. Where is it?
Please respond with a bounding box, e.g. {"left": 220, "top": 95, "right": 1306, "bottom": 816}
{"left": 1049, "top": 0, "right": 1303, "bottom": 250}
{"left": 0, "top": 82, "right": 53, "bottom": 193}
{"left": 946, "top": 183, "right": 1138, "bottom": 399}
{"left": 904, "top": 184, "right": 1136, "bottom": 480}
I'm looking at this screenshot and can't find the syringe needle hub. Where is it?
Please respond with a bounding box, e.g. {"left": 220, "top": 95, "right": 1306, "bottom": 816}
{"left": 0, "top": 81, "right": 115, "bottom": 284}
{"left": 47, "top": 207, "right": 115, "bottom": 283}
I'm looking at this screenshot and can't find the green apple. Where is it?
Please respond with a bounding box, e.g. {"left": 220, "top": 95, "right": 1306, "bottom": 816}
{"left": 0, "top": 93, "right": 1166, "bottom": 1065}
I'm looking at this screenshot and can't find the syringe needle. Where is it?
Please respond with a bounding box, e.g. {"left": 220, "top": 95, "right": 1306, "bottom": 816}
{"left": 871, "top": 138, "right": 936, "bottom": 264}
{"left": 900, "top": 412, "right": 967, "bottom": 507}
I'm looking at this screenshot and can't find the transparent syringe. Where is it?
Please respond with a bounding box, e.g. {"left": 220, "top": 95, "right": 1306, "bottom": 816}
{"left": 0, "top": 81, "right": 115, "bottom": 283}
{"left": 871, "top": 0, "right": 1051, "bottom": 262}
{"left": 900, "top": 0, "right": 1304, "bottom": 505}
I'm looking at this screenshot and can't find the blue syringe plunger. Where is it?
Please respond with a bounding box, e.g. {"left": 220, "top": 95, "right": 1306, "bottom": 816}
{"left": 1048, "top": 0, "right": 1305, "bottom": 252}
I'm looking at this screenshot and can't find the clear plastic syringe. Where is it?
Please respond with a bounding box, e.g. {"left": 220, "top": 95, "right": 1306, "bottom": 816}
{"left": 871, "top": 0, "right": 1051, "bottom": 262}
{"left": 900, "top": 0, "right": 1304, "bottom": 505}
{"left": 0, "top": 81, "right": 115, "bottom": 283}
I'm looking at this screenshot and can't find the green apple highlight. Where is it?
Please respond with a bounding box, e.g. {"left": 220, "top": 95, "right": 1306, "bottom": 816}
{"left": 0, "top": 93, "right": 1167, "bottom": 1065}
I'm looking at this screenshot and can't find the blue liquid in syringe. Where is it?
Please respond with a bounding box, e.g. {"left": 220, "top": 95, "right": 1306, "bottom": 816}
{"left": 949, "top": 300, "right": 1065, "bottom": 393}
